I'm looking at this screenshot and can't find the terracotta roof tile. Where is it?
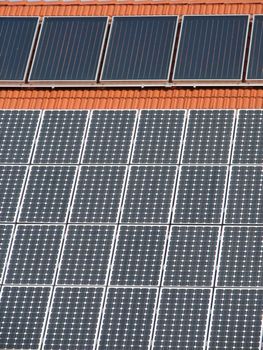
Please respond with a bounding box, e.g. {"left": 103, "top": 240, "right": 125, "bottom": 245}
{"left": 0, "top": 88, "right": 261, "bottom": 109}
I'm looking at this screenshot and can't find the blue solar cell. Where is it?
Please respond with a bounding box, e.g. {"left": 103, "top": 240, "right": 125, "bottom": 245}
{"left": 0, "top": 17, "right": 38, "bottom": 81}
{"left": 0, "top": 225, "right": 13, "bottom": 283}
{"left": 101, "top": 16, "right": 177, "bottom": 82}
{"left": 174, "top": 15, "right": 248, "bottom": 81}
{"left": 30, "top": 17, "right": 108, "bottom": 83}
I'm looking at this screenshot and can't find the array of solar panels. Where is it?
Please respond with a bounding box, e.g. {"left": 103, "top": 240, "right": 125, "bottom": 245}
{"left": 0, "top": 109, "right": 263, "bottom": 349}
{"left": 3, "top": 15, "right": 263, "bottom": 85}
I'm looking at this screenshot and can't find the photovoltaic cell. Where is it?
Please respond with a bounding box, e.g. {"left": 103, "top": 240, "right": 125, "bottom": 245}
{"left": 30, "top": 17, "right": 108, "bottom": 83}
{"left": 247, "top": 16, "right": 263, "bottom": 80}
{"left": 44, "top": 288, "right": 103, "bottom": 350}
{"left": 5, "top": 225, "right": 63, "bottom": 284}
{"left": 0, "top": 17, "right": 38, "bottom": 81}
{"left": 33, "top": 110, "right": 88, "bottom": 164}
{"left": 58, "top": 225, "right": 115, "bottom": 285}
{"left": 232, "top": 110, "right": 263, "bottom": 163}
{"left": 0, "top": 110, "right": 40, "bottom": 163}
{"left": 182, "top": 110, "right": 234, "bottom": 164}
{"left": 174, "top": 15, "right": 248, "bottom": 81}
{"left": 110, "top": 226, "right": 166, "bottom": 286}
{"left": 225, "top": 166, "right": 263, "bottom": 223}
{"left": 70, "top": 166, "right": 126, "bottom": 223}
{"left": 83, "top": 110, "right": 136, "bottom": 164}
{"left": 208, "top": 289, "right": 263, "bottom": 349}
{"left": 217, "top": 227, "right": 263, "bottom": 287}
{"left": 0, "top": 287, "right": 50, "bottom": 349}
{"left": 173, "top": 166, "right": 227, "bottom": 224}
{"left": 19, "top": 166, "right": 76, "bottom": 223}
{"left": 0, "top": 225, "right": 13, "bottom": 283}
{"left": 121, "top": 166, "right": 177, "bottom": 223}
{"left": 0, "top": 166, "right": 27, "bottom": 222}
{"left": 163, "top": 226, "right": 219, "bottom": 286}
{"left": 101, "top": 16, "right": 177, "bottom": 82}
{"left": 153, "top": 289, "right": 211, "bottom": 350}
{"left": 132, "top": 110, "right": 185, "bottom": 164}
{"left": 98, "top": 288, "right": 157, "bottom": 349}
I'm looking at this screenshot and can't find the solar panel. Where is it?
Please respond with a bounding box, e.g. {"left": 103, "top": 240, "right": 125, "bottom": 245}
{"left": 0, "top": 287, "right": 50, "bottom": 349}
{"left": 43, "top": 287, "right": 103, "bottom": 350}
{"left": 0, "top": 225, "right": 13, "bottom": 283}
{"left": 247, "top": 16, "right": 263, "bottom": 80}
{"left": 225, "top": 166, "right": 263, "bottom": 223}
{"left": 217, "top": 227, "right": 263, "bottom": 287}
{"left": 33, "top": 110, "right": 88, "bottom": 164}
{"left": 4, "top": 225, "right": 63, "bottom": 284}
{"left": 153, "top": 289, "right": 211, "bottom": 349}
{"left": 98, "top": 288, "right": 157, "bottom": 349}
{"left": 121, "top": 166, "right": 177, "bottom": 223}
{"left": 29, "top": 17, "right": 108, "bottom": 84}
{"left": 83, "top": 110, "right": 137, "bottom": 164}
{"left": 182, "top": 110, "right": 234, "bottom": 164}
{"left": 57, "top": 225, "right": 115, "bottom": 285}
{"left": 101, "top": 16, "right": 178, "bottom": 83}
{"left": 208, "top": 289, "right": 263, "bottom": 349}
{"left": 70, "top": 166, "right": 126, "bottom": 223}
{"left": 110, "top": 226, "right": 167, "bottom": 286}
{"left": 0, "top": 166, "right": 27, "bottom": 222}
{"left": 0, "top": 17, "right": 39, "bottom": 82}
{"left": 232, "top": 110, "right": 263, "bottom": 163}
{"left": 0, "top": 110, "right": 40, "bottom": 163}
{"left": 163, "top": 226, "right": 220, "bottom": 286}
{"left": 19, "top": 166, "right": 76, "bottom": 223}
{"left": 174, "top": 15, "right": 249, "bottom": 82}
{"left": 173, "top": 166, "right": 227, "bottom": 224}
{"left": 132, "top": 110, "right": 185, "bottom": 164}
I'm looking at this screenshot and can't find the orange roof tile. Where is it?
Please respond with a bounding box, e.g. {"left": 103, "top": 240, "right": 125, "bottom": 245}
{"left": 0, "top": 88, "right": 262, "bottom": 109}
{"left": 0, "top": 2, "right": 262, "bottom": 109}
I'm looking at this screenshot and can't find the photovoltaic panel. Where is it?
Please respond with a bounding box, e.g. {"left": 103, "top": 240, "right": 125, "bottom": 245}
{"left": 217, "top": 227, "right": 263, "bottom": 287}
{"left": 33, "top": 110, "right": 88, "bottom": 164}
{"left": 208, "top": 289, "right": 263, "bottom": 349}
{"left": 101, "top": 16, "right": 178, "bottom": 83}
{"left": 132, "top": 110, "right": 185, "bottom": 164}
{"left": 163, "top": 226, "right": 219, "bottom": 287}
{"left": 110, "top": 226, "right": 166, "bottom": 286}
{"left": 0, "top": 287, "right": 50, "bottom": 349}
{"left": 0, "top": 225, "right": 13, "bottom": 283}
{"left": 225, "top": 166, "right": 263, "bottom": 223}
{"left": 247, "top": 16, "right": 263, "bottom": 80}
{"left": 5, "top": 225, "right": 63, "bottom": 285}
{"left": 98, "top": 288, "right": 157, "bottom": 349}
{"left": 0, "top": 17, "right": 38, "bottom": 82}
{"left": 153, "top": 289, "right": 211, "bottom": 350}
{"left": 83, "top": 110, "right": 136, "bottom": 164}
{"left": 0, "top": 166, "right": 27, "bottom": 222}
{"left": 121, "top": 166, "right": 177, "bottom": 223}
{"left": 43, "top": 288, "right": 103, "bottom": 350}
{"left": 232, "top": 110, "right": 263, "bottom": 163}
{"left": 174, "top": 15, "right": 249, "bottom": 82}
{"left": 70, "top": 166, "right": 126, "bottom": 223}
{"left": 29, "top": 17, "right": 108, "bottom": 83}
{"left": 19, "top": 166, "right": 76, "bottom": 223}
{"left": 57, "top": 225, "right": 115, "bottom": 285}
{"left": 0, "top": 110, "right": 40, "bottom": 163}
{"left": 173, "top": 166, "right": 227, "bottom": 224}
{"left": 182, "top": 110, "right": 234, "bottom": 164}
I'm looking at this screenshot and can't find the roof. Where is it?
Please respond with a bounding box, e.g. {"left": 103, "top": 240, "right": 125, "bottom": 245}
{"left": 0, "top": 0, "right": 263, "bottom": 109}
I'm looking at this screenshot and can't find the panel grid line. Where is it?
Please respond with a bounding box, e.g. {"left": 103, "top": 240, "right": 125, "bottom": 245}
{"left": 0, "top": 110, "right": 43, "bottom": 290}
{"left": 94, "top": 110, "right": 140, "bottom": 349}
{"left": 149, "top": 109, "right": 188, "bottom": 350}
{"left": 205, "top": 109, "right": 239, "bottom": 350}
{"left": 39, "top": 110, "right": 91, "bottom": 350}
